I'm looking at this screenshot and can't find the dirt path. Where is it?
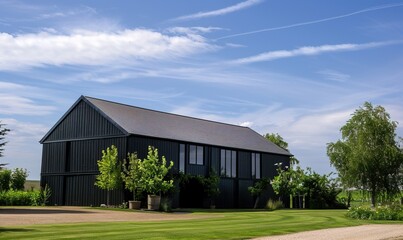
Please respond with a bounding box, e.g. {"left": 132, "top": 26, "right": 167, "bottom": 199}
{"left": 253, "top": 224, "right": 403, "bottom": 240}
{"left": 0, "top": 206, "right": 209, "bottom": 226}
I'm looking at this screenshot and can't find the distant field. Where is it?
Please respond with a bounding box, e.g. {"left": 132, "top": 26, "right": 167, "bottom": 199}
{"left": 24, "top": 180, "right": 40, "bottom": 191}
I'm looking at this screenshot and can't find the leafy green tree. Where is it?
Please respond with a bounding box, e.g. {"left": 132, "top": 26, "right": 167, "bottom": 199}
{"left": 264, "top": 133, "right": 299, "bottom": 165}
{"left": 11, "top": 168, "right": 28, "bottom": 191}
{"left": 95, "top": 145, "right": 121, "bottom": 206}
{"left": 271, "top": 163, "right": 304, "bottom": 206}
{"left": 248, "top": 178, "right": 270, "bottom": 209}
{"left": 327, "top": 102, "right": 403, "bottom": 206}
{"left": 0, "top": 121, "right": 10, "bottom": 169}
{"left": 202, "top": 170, "right": 220, "bottom": 207}
{"left": 121, "top": 152, "right": 142, "bottom": 201}
{"left": 0, "top": 169, "right": 12, "bottom": 191}
{"left": 139, "top": 146, "right": 173, "bottom": 195}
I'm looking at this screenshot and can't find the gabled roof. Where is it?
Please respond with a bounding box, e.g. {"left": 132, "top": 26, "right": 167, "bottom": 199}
{"left": 82, "top": 96, "right": 291, "bottom": 156}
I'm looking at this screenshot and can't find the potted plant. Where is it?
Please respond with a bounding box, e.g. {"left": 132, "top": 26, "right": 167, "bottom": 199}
{"left": 121, "top": 152, "right": 142, "bottom": 210}
{"left": 139, "top": 146, "right": 174, "bottom": 210}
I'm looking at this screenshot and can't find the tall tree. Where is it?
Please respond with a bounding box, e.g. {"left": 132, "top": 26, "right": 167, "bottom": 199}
{"left": 264, "top": 133, "right": 299, "bottom": 165}
{"left": 327, "top": 102, "right": 403, "bottom": 206}
{"left": 0, "top": 121, "right": 10, "bottom": 169}
{"left": 121, "top": 152, "right": 142, "bottom": 201}
{"left": 95, "top": 145, "right": 121, "bottom": 206}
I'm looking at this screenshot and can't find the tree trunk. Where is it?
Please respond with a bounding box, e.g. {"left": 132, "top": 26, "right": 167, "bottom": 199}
{"left": 107, "top": 190, "right": 110, "bottom": 206}
{"left": 371, "top": 189, "right": 376, "bottom": 207}
{"left": 254, "top": 196, "right": 259, "bottom": 209}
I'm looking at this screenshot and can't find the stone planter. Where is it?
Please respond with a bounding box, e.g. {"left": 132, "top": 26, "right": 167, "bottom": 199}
{"left": 147, "top": 195, "right": 161, "bottom": 210}
{"left": 128, "top": 200, "right": 141, "bottom": 210}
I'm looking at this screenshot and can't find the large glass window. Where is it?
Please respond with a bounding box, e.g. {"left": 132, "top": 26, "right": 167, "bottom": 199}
{"left": 189, "top": 145, "right": 203, "bottom": 165}
{"left": 221, "top": 149, "right": 236, "bottom": 177}
{"left": 179, "top": 144, "right": 185, "bottom": 172}
{"left": 251, "top": 153, "right": 261, "bottom": 179}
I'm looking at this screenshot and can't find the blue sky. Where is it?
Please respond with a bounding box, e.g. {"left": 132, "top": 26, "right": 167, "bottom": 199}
{"left": 1, "top": 0, "right": 402, "bottom": 180}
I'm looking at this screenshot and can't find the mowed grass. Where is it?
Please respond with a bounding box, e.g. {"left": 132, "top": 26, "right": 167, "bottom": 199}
{"left": 0, "top": 209, "right": 400, "bottom": 240}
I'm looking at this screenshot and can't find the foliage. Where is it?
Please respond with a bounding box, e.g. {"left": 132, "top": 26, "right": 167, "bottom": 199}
{"left": 271, "top": 163, "right": 345, "bottom": 209}
{"left": 0, "top": 121, "right": 10, "bottom": 165}
{"left": 159, "top": 197, "right": 172, "bottom": 212}
{"left": 266, "top": 199, "right": 283, "bottom": 211}
{"left": 2, "top": 209, "right": 387, "bottom": 240}
{"left": 95, "top": 145, "right": 121, "bottom": 206}
{"left": 202, "top": 170, "right": 220, "bottom": 199}
{"left": 11, "top": 168, "right": 28, "bottom": 191}
{"left": 39, "top": 184, "right": 52, "bottom": 206}
{"left": 0, "top": 169, "right": 12, "bottom": 191}
{"left": 347, "top": 204, "right": 403, "bottom": 220}
{"left": 264, "top": 133, "right": 299, "bottom": 165}
{"left": 121, "top": 152, "right": 142, "bottom": 201}
{"left": 248, "top": 178, "right": 270, "bottom": 208}
{"left": 139, "top": 146, "right": 174, "bottom": 195}
{"left": 0, "top": 190, "right": 41, "bottom": 206}
{"left": 271, "top": 163, "right": 304, "bottom": 203}
{"left": 327, "top": 102, "right": 403, "bottom": 206}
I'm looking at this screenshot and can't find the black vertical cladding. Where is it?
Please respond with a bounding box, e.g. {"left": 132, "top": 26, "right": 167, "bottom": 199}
{"left": 238, "top": 151, "right": 251, "bottom": 179}
{"left": 41, "top": 142, "right": 66, "bottom": 174}
{"left": 44, "top": 100, "right": 124, "bottom": 142}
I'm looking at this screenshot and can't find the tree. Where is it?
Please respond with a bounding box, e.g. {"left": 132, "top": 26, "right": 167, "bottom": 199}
{"left": 271, "top": 163, "right": 304, "bottom": 206}
{"left": 327, "top": 102, "right": 403, "bottom": 206}
{"left": 11, "top": 168, "right": 28, "bottom": 191}
{"left": 248, "top": 178, "right": 270, "bottom": 209}
{"left": 139, "top": 146, "right": 173, "bottom": 195}
{"left": 95, "top": 145, "right": 121, "bottom": 206}
{"left": 0, "top": 121, "right": 10, "bottom": 169}
{"left": 0, "top": 169, "right": 11, "bottom": 191}
{"left": 121, "top": 152, "right": 142, "bottom": 201}
{"left": 264, "top": 133, "right": 299, "bottom": 165}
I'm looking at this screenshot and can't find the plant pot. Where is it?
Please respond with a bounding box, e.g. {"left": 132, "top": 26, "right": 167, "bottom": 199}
{"left": 147, "top": 195, "right": 161, "bottom": 210}
{"left": 128, "top": 200, "right": 141, "bottom": 210}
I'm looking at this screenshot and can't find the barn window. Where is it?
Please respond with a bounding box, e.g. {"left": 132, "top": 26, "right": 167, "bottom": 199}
{"left": 251, "top": 153, "right": 261, "bottom": 179}
{"left": 189, "top": 145, "right": 203, "bottom": 165}
{"left": 179, "top": 144, "right": 185, "bottom": 172}
{"left": 220, "top": 149, "right": 236, "bottom": 177}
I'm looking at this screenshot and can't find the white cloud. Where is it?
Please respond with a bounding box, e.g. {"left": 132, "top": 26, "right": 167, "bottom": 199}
{"left": 0, "top": 94, "right": 55, "bottom": 115}
{"left": 216, "top": 3, "right": 403, "bottom": 40}
{"left": 0, "top": 29, "right": 216, "bottom": 71}
{"left": 174, "top": 0, "right": 263, "bottom": 21}
{"left": 317, "top": 69, "right": 350, "bottom": 82}
{"left": 231, "top": 41, "right": 401, "bottom": 64}
{"left": 239, "top": 121, "right": 253, "bottom": 127}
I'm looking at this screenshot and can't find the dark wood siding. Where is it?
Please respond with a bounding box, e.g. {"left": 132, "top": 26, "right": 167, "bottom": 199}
{"left": 262, "top": 153, "right": 289, "bottom": 179}
{"left": 216, "top": 178, "right": 235, "bottom": 208}
{"left": 238, "top": 151, "right": 251, "bottom": 179}
{"left": 44, "top": 100, "right": 124, "bottom": 142}
{"left": 40, "top": 175, "right": 64, "bottom": 206}
{"left": 41, "top": 142, "right": 66, "bottom": 174}
{"left": 64, "top": 175, "right": 124, "bottom": 206}
{"left": 238, "top": 179, "right": 254, "bottom": 208}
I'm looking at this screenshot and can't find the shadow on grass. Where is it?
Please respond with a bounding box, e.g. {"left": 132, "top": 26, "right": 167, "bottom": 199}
{"left": 0, "top": 208, "right": 95, "bottom": 214}
{"left": 0, "top": 227, "right": 36, "bottom": 233}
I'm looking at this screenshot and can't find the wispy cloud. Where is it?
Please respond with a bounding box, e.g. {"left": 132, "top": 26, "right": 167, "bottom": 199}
{"left": 230, "top": 41, "right": 401, "bottom": 64}
{"left": 173, "top": 0, "right": 263, "bottom": 21}
{"left": 0, "top": 28, "right": 217, "bottom": 71}
{"left": 317, "top": 69, "right": 350, "bottom": 82}
{"left": 216, "top": 3, "right": 403, "bottom": 40}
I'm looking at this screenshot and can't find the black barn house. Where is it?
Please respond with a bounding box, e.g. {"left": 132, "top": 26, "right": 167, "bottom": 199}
{"left": 40, "top": 96, "right": 291, "bottom": 208}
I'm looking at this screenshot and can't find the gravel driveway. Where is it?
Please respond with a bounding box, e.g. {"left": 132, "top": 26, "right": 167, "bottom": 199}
{"left": 253, "top": 224, "right": 403, "bottom": 240}
{"left": 0, "top": 206, "right": 208, "bottom": 226}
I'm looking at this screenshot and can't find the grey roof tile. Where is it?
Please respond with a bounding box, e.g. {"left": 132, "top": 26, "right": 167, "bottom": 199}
{"left": 85, "top": 96, "right": 291, "bottom": 156}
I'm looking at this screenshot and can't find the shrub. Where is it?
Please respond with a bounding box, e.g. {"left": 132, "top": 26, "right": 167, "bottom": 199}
{"left": 347, "top": 204, "right": 403, "bottom": 220}
{"left": 0, "top": 169, "right": 11, "bottom": 191}
{"left": 266, "top": 199, "right": 283, "bottom": 211}
{"left": 39, "top": 184, "right": 52, "bottom": 206}
{"left": 0, "top": 190, "right": 41, "bottom": 206}
{"left": 11, "top": 168, "right": 28, "bottom": 191}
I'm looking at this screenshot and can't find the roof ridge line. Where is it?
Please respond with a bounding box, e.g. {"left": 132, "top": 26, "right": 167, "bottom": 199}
{"left": 84, "top": 96, "right": 250, "bottom": 130}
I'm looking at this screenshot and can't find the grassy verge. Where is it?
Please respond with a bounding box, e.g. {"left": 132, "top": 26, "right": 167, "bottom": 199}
{"left": 0, "top": 209, "right": 400, "bottom": 240}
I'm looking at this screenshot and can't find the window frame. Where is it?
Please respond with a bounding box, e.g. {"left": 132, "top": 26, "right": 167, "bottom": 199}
{"left": 251, "top": 152, "right": 261, "bottom": 179}
{"left": 220, "top": 149, "right": 237, "bottom": 178}
{"left": 188, "top": 144, "right": 204, "bottom": 166}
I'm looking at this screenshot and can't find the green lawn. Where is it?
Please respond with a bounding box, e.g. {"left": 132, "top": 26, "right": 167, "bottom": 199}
{"left": 0, "top": 209, "right": 400, "bottom": 240}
